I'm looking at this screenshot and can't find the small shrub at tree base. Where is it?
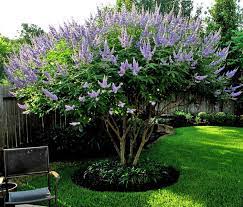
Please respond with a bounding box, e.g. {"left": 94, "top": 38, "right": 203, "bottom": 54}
{"left": 72, "top": 160, "right": 179, "bottom": 192}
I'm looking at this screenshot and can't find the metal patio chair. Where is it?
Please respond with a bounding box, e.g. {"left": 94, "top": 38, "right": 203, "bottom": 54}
{"left": 0, "top": 146, "right": 60, "bottom": 207}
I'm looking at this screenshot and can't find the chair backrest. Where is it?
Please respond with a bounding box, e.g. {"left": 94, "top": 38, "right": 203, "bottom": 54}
{"left": 4, "top": 146, "right": 49, "bottom": 178}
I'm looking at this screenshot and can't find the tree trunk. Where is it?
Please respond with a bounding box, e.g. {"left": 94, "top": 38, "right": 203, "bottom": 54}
{"left": 120, "top": 139, "right": 126, "bottom": 165}
{"left": 132, "top": 140, "right": 145, "bottom": 166}
{"left": 128, "top": 139, "right": 135, "bottom": 164}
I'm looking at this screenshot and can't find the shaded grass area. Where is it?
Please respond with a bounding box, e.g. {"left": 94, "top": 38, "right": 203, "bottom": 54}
{"left": 17, "top": 126, "right": 243, "bottom": 207}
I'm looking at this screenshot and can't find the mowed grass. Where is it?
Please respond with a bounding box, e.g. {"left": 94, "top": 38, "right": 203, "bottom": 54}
{"left": 17, "top": 126, "right": 243, "bottom": 207}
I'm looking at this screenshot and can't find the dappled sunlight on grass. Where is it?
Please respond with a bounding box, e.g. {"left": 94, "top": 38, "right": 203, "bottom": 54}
{"left": 148, "top": 189, "right": 204, "bottom": 207}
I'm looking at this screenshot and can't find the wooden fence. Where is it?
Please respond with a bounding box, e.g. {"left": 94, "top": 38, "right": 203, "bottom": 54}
{"left": 0, "top": 86, "right": 235, "bottom": 149}
{"left": 0, "top": 86, "right": 68, "bottom": 149}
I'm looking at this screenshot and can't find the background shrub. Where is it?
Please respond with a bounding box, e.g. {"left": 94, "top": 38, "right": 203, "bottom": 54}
{"left": 171, "top": 111, "right": 194, "bottom": 127}
{"left": 28, "top": 120, "right": 114, "bottom": 161}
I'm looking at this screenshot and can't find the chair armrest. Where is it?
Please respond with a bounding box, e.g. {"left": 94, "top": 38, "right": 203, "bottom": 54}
{"left": 49, "top": 171, "right": 60, "bottom": 180}
{"left": 0, "top": 176, "right": 4, "bottom": 184}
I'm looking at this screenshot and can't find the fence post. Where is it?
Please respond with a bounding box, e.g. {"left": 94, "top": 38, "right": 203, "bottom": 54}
{"left": 0, "top": 86, "right": 5, "bottom": 148}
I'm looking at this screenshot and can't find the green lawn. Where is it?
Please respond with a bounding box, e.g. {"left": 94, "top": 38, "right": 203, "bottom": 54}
{"left": 18, "top": 126, "right": 243, "bottom": 207}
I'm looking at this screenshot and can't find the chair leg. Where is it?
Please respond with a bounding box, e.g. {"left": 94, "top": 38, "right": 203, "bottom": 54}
{"left": 48, "top": 199, "right": 51, "bottom": 207}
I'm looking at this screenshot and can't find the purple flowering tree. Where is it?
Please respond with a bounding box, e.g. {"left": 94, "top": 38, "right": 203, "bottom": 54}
{"left": 5, "top": 6, "right": 241, "bottom": 166}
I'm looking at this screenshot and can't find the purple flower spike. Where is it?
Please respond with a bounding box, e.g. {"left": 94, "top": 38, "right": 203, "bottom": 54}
{"left": 118, "top": 60, "right": 131, "bottom": 76}
{"left": 127, "top": 108, "right": 136, "bottom": 114}
{"left": 214, "top": 90, "right": 221, "bottom": 97}
{"left": 119, "top": 27, "right": 133, "bottom": 48}
{"left": 17, "top": 103, "right": 28, "bottom": 110}
{"left": 78, "top": 39, "right": 93, "bottom": 63}
{"left": 109, "top": 108, "right": 114, "bottom": 115}
{"left": 214, "top": 65, "right": 225, "bottom": 75}
{"left": 69, "top": 122, "right": 80, "bottom": 126}
{"left": 112, "top": 83, "right": 123, "bottom": 93}
{"left": 79, "top": 96, "right": 85, "bottom": 102}
{"left": 65, "top": 105, "right": 76, "bottom": 111}
{"left": 230, "top": 84, "right": 243, "bottom": 91}
{"left": 100, "top": 39, "right": 117, "bottom": 64}
{"left": 231, "top": 91, "right": 242, "bottom": 97}
{"left": 195, "top": 74, "right": 208, "bottom": 82}
{"left": 42, "top": 88, "right": 58, "bottom": 101}
{"left": 140, "top": 40, "right": 155, "bottom": 61}
{"left": 217, "top": 46, "right": 229, "bottom": 60}
{"left": 202, "top": 46, "right": 215, "bottom": 57}
{"left": 98, "top": 76, "right": 111, "bottom": 88}
{"left": 88, "top": 89, "right": 100, "bottom": 98}
{"left": 226, "top": 68, "right": 238, "bottom": 78}
{"left": 131, "top": 58, "right": 141, "bottom": 75}
{"left": 118, "top": 101, "right": 125, "bottom": 108}
{"left": 83, "top": 82, "right": 90, "bottom": 88}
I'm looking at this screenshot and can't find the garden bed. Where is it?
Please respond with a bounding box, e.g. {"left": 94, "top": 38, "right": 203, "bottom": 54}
{"left": 72, "top": 160, "right": 179, "bottom": 192}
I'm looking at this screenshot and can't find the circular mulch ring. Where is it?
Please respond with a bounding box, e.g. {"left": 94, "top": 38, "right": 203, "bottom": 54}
{"left": 72, "top": 160, "right": 179, "bottom": 192}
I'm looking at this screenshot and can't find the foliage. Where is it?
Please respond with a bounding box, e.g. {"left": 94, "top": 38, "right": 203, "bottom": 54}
{"left": 28, "top": 121, "right": 113, "bottom": 161}
{"left": 5, "top": 6, "right": 239, "bottom": 165}
{"left": 73, "top": 159, "right": 178, "bottom": 191}
{"left": 17, "top": 126, "right": 243, "bottom": 207}
{"left": 170, "top": 110, "right": 241, "bottom": 127}
{"left": 171, "top": 110, "right": 194, "bottom": 127}
{"left": 197, "top": 111, "right": 239, "bottom": 126}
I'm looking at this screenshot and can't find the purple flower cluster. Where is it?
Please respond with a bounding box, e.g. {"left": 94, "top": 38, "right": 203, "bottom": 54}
{"left": 78, "top": 39, "right": 93, "bottom": 64}
{"left": 173, "top": 50, "right": 193, "bottom": 62}
{"left": 65, "top": 105, "right": 75, "bottom": 111}
{"left": 118, "top": 59, "right": 141, "bottom": 76}
{"left": 88, "top": 90, "right": 100, "bottom": 98}
{"left": 226, "top": 68, "right": 238, "bottom": 78}
{"left": 119, "top": 27, "right": 133, "bottom": 48}
{"left": 17, "top": 103, "right": 28, "bottom": 110}
{"left": 202, "top": 45, "right": 216, "bottom": 57}
{"left": 112, "top": 83, "right": 123, "bottom": 93}
{"left": 214, "top": 65, "right": 225, "bottom": 75}
{"left": 140, "top": 40, "right": 155, "bottom": 61}
{"left": 195, "top": 74, "right": 208, "bottom": 82}
{"left": 42, "top": 88, "right": 58, "bottom": 101}
{"left": 98, "top": 76, "right": 111, "bottom": 88}
{"left": 131, "top": 58, "right": 141, "bottom": 75}
{"left": 100, "top": 40, "right": 117, "bottom": 64}
{"left": 216, "top": 46, "right": 229, "bottom": 60}
{"left": 118, "top": 60, "right": 131, "bottom": 76}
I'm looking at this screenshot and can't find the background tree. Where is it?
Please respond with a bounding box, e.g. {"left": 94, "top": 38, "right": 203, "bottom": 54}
{"left": 0, "top": 36, "right": 12, "bottom": 82}
{"left": 132, "top": 0, "right": 193, "bottom": 17}
{"left": 19, "top": 23, "right": 45, "bottom": 44}
{"left": 117, "top": 0, "right": 134, "bottom": 11}
{"left": 207, "top": 0, "right": 238, "bottom": 44}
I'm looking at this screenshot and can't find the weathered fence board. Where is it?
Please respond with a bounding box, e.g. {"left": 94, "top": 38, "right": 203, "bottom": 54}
{"left": 0, "top": 86, "right": 235, "bottom": 149}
